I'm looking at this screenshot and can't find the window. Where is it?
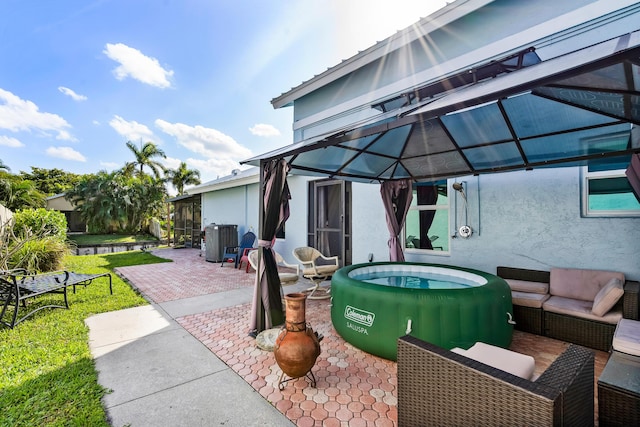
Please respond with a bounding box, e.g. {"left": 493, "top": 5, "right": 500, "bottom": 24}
{"left": 404, "top": 182, "right": 449, "bottom": 252}
{"left": 582, "top": 156, "right": 640, "bottom": 217}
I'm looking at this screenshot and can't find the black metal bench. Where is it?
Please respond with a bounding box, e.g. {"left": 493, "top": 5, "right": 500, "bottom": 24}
{"left": 0, "top": 269, "right": 112, "bottom": 328}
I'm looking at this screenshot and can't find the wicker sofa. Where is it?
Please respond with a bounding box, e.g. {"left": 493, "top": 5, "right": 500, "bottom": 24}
{"left": 497, "top": 266, "right": 640, "bottom": 351}
{"left": 397, "top": 335, "right": 595, "bottom": 426}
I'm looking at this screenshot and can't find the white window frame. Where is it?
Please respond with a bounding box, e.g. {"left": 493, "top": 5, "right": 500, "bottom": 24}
{"left": 404, "top": 184, "right": 450, "bottom": 255}
{"left": 581, "top": 167, "right": 640, "bottom": 217}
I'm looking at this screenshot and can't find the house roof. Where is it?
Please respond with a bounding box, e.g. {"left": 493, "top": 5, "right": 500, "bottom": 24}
{"left": 270, "top": 0, "right": 493, "bottom": 109}
{"left": 187, "top": 167, "right": 259, "bottom": 194}
{"left": 45, "top": 193, "right": 66, "bottom": 201}
{"left": 166, "top": 194, "right": 198, "bottom": 203}
{"left": 244, "top": 30, "right": 640, "bottom": 183}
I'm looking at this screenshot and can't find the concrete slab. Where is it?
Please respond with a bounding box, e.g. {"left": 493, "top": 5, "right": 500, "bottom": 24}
{"left": 106, "top": 369, "right": 294, "bottom": 427}
{"left": 85, "top": 277, "right": 297, "bottom": 427}
{"left": 91, "top": 324, "right": 227, "bottom": 407}
{"left": 159, "top": 287, "right": 254, "bottom": 318}
{"left": 158, "top": 281, "right": 314, "bottom": 319}
{"left": 86, "top": 304, "right": 178, "bottom": 350}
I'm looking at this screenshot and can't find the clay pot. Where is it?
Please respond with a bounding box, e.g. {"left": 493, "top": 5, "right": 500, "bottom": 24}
{"left": 274, "top": 293, "right": 321, "bottom": 379}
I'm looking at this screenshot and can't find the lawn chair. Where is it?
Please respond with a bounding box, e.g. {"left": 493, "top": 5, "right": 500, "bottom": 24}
{"left": 248, "top": 249, "right": 299, "bottom": 286}
{"left": 292, "top": 247, "right": 339, "bottom": 299}
{"left": 0, "top": 269, "right": 112, "bottom": 328}
{"left": 221, "top": 231, "right": 256, "bottom": 268}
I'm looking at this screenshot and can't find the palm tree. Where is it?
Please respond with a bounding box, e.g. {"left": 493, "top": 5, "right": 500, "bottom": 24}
{"left": 0, "top": 178, "right": 46, "bottom": 211}
{"left": 66, "top": 171, "right": 166, "bottom": 233}
{"left": 166, "top": 162, "right": 201, "bottom": 195}
{"left": 0, "top": 159, "right": 9, "bottom": 172}
{"left": 123, "top": 141, "right": 167, "bottom": 179}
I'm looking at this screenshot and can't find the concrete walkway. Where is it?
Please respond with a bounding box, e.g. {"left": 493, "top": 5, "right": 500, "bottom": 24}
{"left": 85, "top": 249, "right": 303, "bottom": 426}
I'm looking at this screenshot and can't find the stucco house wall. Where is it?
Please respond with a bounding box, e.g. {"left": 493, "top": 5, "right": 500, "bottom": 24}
{"left": 45, "top": 194, "right": 75, "bottom": 211}
{"left": 201, "top": 183, "right": 260, "bottom": 238}
{"left": 196, "top": 172, "right": 315, "bottom": 265}
{"left": 402, "top": 168, "right": 640, "bottom": 279}
{"left": 45, "top": 193, "right": 86, "bottom": 232}
{"left": 350, "top": 183, "right": 391, "bottom": 264}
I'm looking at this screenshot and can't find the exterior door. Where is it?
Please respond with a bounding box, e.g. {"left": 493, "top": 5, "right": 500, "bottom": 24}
{"left": 309, "top": 180, "right": 351, "bottom": 267}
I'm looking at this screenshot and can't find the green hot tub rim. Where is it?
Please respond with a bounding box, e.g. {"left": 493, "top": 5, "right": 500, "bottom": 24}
{"left": 330, "top": 262, "right": 514, "bottom": 361}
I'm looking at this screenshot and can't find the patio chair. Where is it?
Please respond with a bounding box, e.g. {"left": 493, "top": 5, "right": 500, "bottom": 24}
{"left": 248, "top": 249, "right": 299, "bottom": 285}
{"left": 221, "top": 231, "right": 256, "bottom": 268}
{"left": 292, "top": 247, "right": 339, "bottom": 299}
{"left": 397, "top": 335, "right": 595, "bottom": 426}
{"left": 1, "top": 269, "right": 112, "bottom": 328}
{"left": 238, "top": 247, "right": 254, "bottom": 272}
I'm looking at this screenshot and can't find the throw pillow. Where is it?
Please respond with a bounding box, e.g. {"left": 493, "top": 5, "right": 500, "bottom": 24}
{"left": 591, "top": 277, "right": 624, "bottom": 316}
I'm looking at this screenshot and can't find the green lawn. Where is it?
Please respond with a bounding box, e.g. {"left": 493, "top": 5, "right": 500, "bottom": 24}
{"left": 0, "top": 251, "right": 170, "bottom": 426}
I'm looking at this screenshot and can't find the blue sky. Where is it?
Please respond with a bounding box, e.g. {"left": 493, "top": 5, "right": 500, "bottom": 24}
{"left": 0, "top": 0, "right": 447, "bottom": 184}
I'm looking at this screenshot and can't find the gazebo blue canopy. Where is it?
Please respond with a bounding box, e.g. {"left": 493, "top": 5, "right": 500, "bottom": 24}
{"left": 243, "top": 31, "right": 640, "bottom": 183}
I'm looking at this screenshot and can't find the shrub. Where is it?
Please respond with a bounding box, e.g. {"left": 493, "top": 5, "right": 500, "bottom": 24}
{"left": 9, "top": 236, "right": 70, "bottom": 272}
{"left": 1, "top": 209, "right": 70, "bottom": 272}
{"left": 13, "top": 208, "right": 67, "bottom": 241}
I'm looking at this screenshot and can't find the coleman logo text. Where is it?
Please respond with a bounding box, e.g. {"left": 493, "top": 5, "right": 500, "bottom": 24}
{"left": 344, "top": 305, "right": 375, "bottom": 327}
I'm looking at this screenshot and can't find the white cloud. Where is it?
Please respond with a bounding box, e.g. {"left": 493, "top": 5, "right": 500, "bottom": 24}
{"left": 155, "top": 119, "right": 251, "bottom": 160}
{"left": 162, "top": 156, "right": 182, "bottom": 170}
{"left": 187, "top": 157, "right": 243, "bottom": 182}
{"left": 58, "top": 86, "right": 87, "bottom": 101}
{"left": 0, "top": 88, "right": 75, "bottom": 141}
{"left": 56, "top": 129, "right": 77, "bottom": 142}
{"left": 249, "top": 123, "right": 281, "bottom": 137}
{"left": 46, "top": 146, "right": 86, "bottom": 162}
{"left": 103, "top": 43, "right": 174, "bottom": 88}
{"left": 0, "top": 135, "right": 24, "bottom": 147}
{"left": 109, "top": 115, "right": 156, "bottom": 142}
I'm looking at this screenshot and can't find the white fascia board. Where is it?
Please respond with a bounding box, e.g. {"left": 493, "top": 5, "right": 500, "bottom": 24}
{"left": 45, "top": 193, "right": 66, "bottom": 201}
{"left": 271, "top": 0, "right": 493, "bottom": 110}
{"left": 292, "top": 0, "right": 640, "bottom": 136}
{"left": 186, "top": 174, "right": 260, "bottom": 195}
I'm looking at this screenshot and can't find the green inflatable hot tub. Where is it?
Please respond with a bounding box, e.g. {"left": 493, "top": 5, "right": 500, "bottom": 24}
{"left": 330, "top": 262, "right": 514, "bottom": 360}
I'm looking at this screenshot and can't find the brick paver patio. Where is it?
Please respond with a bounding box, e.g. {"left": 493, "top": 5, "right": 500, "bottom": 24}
{"left": 117, "top": 248, "right": 608, "bottom": 426}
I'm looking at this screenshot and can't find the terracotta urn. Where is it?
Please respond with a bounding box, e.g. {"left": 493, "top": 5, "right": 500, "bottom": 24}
{"left": 274, "top": 293, "right": 321, "bottom": 379}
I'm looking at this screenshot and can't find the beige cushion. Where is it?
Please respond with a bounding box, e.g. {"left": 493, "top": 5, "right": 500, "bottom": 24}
{"left": 613, "top": 318, "right": 640, "bottom": 356}
{"left": 278, "top": 272, "right": 299, "bottom": 285}
{"left": 455, "top": 342, "right": 535, "bottom": 380}
{"left": 303, "top": 265, "right": 338, "bottom": 277}
{"left": 543, "top": 295, "right": 622, "bottom": 324}
{"left": 591, "top": 277, "right": 624, "bottom": 316}
{"left": 506, "top": 279, "right": 548, "bottom": 294}
{"left": 511, "top": 291, "right": 549, "bottom": 308}
{"left": 549, "top": 268, "right": 625, "bottom": 301}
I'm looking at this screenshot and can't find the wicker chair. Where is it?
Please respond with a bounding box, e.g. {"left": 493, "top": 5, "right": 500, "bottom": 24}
{"left": 397, "top": 335, "right": 595, "bottom": 427}
{"left": 292, "top": 247, "right": 339, "bottom": 299}
{"left": 247, "top": 249, "right": 299, "bottom": 286}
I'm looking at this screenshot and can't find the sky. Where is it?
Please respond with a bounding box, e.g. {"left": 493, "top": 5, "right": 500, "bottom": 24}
{"left": 0, "top": 0, "right": 449, "bottom": 186}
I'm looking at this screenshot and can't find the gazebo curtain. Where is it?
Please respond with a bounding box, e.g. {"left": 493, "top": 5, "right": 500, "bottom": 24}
{"left": 380, "top": 179, "right": 413, "bottom": 262}
{"left": 417, "top": 186, "right": 438, "bottom": 250}
{"left": 249, "top": 159, "right": 291, "bottom": 336}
